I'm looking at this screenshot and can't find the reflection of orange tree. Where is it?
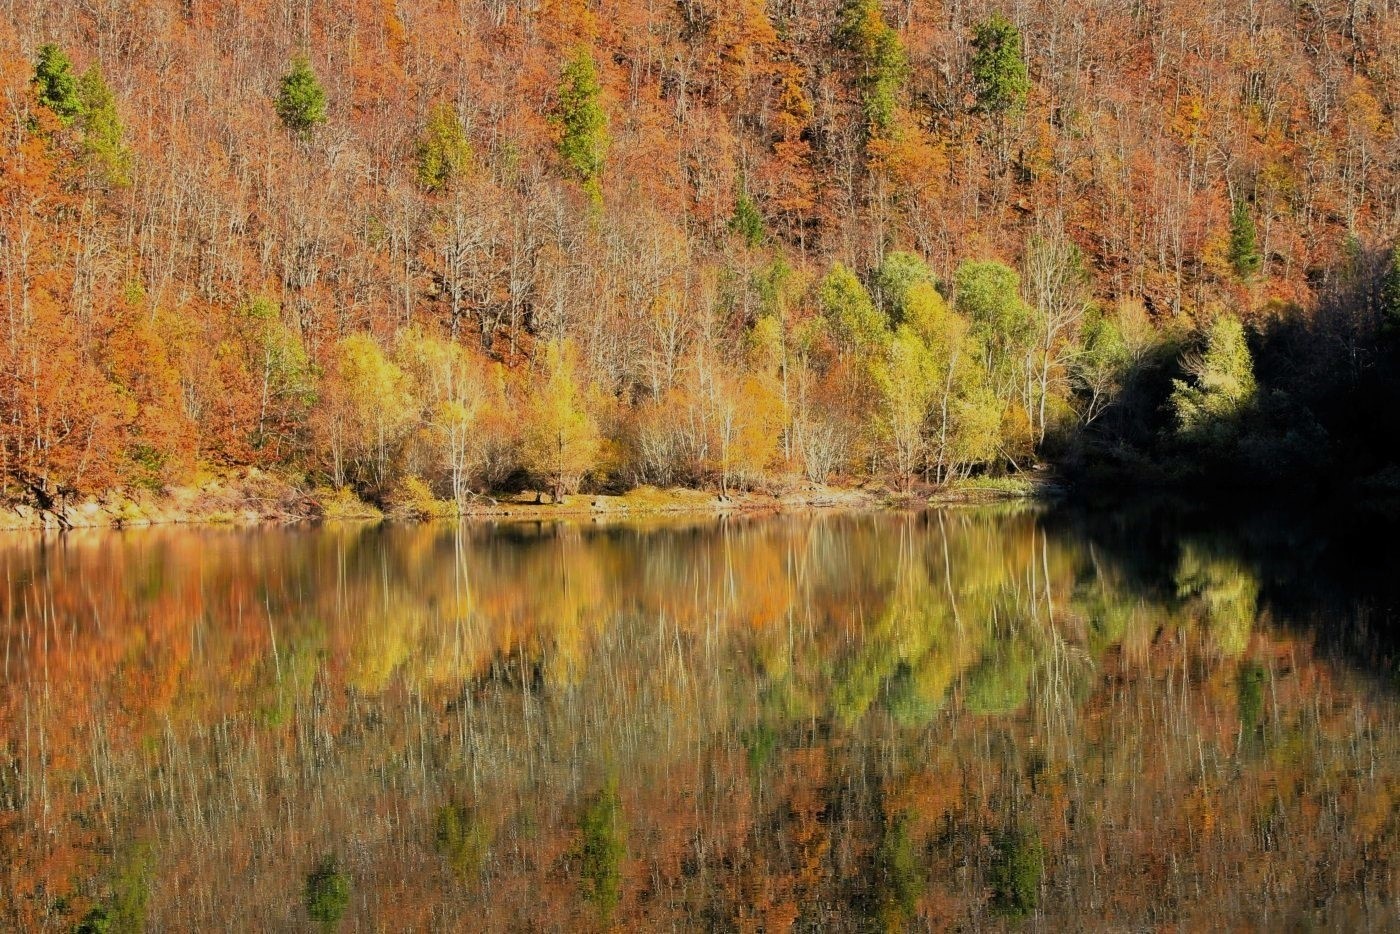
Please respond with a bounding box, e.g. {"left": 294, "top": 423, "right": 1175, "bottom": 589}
{"left": 0, "top": 529, "right": 277, "bottom": 927}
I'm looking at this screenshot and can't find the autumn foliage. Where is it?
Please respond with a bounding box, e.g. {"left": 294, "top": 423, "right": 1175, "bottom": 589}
{"left": 2, "top": 1, "right": 1400, "bottom": 506}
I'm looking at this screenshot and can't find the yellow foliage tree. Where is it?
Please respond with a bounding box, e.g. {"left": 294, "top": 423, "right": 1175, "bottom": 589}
{"left": 395, "top": 327, "right": 486, "bottom": 506}
{"left": 901, "top": 282, "right": 1004, "bottom": 482}
{"left": 311, "top": 333, "right": 415, "bottom": 493}
{"left": 522, "top": 341, "right": 601, "bottom": 502}
{"left": 714, "top": 372, "right": 786, "bottom": 495}
{"left": 876, "top": 325, "right": 938, "bottom": 490}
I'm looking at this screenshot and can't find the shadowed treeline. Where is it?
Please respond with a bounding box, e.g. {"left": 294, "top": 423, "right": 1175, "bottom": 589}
{"left": 1, "top": 508, "right": 1397, "bottom": 929}
{"left": 1064, "top": 246, "right": 1400, "bottom": 496}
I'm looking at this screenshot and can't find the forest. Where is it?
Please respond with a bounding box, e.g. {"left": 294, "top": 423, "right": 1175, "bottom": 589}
{"left": 3, "top": 0, "right": 1400, "bottom": 514}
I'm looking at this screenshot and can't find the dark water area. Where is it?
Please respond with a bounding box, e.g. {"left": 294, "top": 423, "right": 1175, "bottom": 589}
{"left": 1049, "top": 496, "right": 1400, "bottom": 675}
{"left": 1, "top": 505, "right": 1397, "bottom": 930}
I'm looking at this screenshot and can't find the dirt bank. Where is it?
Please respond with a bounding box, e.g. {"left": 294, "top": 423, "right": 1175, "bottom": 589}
{"left": 0, "top": 472, "right": 894, "bottom": 531}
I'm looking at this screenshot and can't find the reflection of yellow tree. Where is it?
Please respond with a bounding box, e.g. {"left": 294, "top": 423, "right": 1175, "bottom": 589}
{"left": 829, "top": 518, "right": 1002, "bottom": 725}
{"left": 530, "top": 529, "right": 609, "bottom": 687}
{"left": 1174, "top": 542, "right": 1259, "bottom": 656}
{"left": 1072, "top": 573, "right": 1160, "bottom": 665}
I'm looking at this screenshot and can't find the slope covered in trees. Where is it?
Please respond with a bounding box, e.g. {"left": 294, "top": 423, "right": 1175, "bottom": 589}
{"left": 3, "top": 0, "right": 1400, "bottom": 509}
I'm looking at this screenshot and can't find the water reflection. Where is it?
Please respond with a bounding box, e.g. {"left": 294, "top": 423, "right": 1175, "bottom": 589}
{"left": 1, "top": 507, "right": 1396, "bottom": 930}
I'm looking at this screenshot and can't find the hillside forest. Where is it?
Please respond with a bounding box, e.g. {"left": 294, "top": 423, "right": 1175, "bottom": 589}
{"left": 4, "top": 0, "right": 1400, "bottom": 511}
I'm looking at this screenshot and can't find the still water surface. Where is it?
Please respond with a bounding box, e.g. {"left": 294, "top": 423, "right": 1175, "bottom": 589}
{"left": 2, "top": 506, "right": 1397, "bottom": 930}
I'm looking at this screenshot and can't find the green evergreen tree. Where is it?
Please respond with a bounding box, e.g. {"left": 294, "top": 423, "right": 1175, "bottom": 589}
{"left": 729, "top": 192, "right": 765, "bottom": 248}
{"left": 836, "top": 0, "right": 908, "bottom": 138}
{"left": 836, "top": 0, "right": 882, "bottom": 49}
{"left": 1228, "top": 200, "right": 1263, "bottom": 279}
{"left": 77, "top": 64, "right": 133, "bottom": 187}
{"left": 554, "top": 48, "right": 610, "bottom": 201}
{"left": 864, "top": 26, "right": 908, "bottom": 136}
{"left": 276, "top": 54, "right": 328, "bottom": 138}
{"left": 32, "top": 43, "right": 82, "bottom": 125}
{"left": 415, "top": 101, "right": 473, "bottom": 192}
{"left": 971, "top": 14, "right": 1029, "bottom": 117}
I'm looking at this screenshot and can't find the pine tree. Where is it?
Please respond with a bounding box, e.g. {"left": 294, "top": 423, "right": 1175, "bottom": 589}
{"left": 729, "top": 192, "right": 764, "bottom": 248}
{"left": 32, "top": 43, "right": 82, "bottom": 125}
{"left": 415, "top": 101, "right": 473, "bottom": 192}
{"left": 836, "top": 0, "right": 908, "bottom": 139}
{"left": 1228, "top": 200, "right": 1262, "bottom": 279}
{"left": 275, "top": 55, "right": 328, "bottom": 138}
{"left": 864, "top": 26, "right": 908, "bottom": 137}
{"left": 971, "top": 14, "right": 1029, "bottom": 117}
{"left": 836, "top": 0, "right": 883, "bottom": 51}
{"left": 554, "top": 48, "right": 610, "bottom": 200}
{"left": 77, "top": 65, "right": 132, "bottom": 187}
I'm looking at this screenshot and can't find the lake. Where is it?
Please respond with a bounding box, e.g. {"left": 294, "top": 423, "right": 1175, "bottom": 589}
{"left": 2, "top": 505, "right": 1397, "bottom": 930}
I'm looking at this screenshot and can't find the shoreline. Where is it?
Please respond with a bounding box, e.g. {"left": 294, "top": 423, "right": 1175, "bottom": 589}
{"left": 0, "top": 471, "right": 1059, "bottom": 533}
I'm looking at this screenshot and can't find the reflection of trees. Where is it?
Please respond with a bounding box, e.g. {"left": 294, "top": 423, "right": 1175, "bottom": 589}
{"left": 1173, "top": 541, "right": 1259, "bottom": 656}
{"left": 0, "top": 510, "right": 1395, "bottom": 930}
{"left": 577, "top": 780, "right": 625, "bottom": 923}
